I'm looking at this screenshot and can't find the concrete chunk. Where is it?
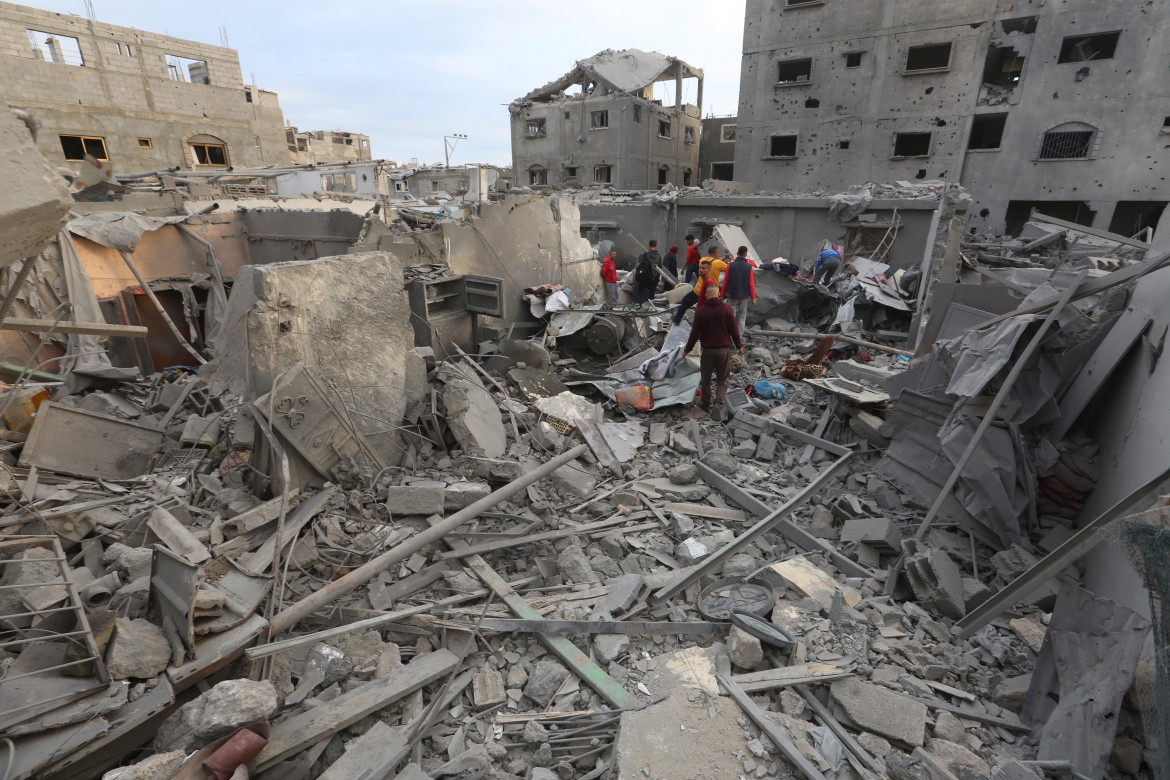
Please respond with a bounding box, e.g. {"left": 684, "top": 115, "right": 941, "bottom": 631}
{"left": 904, "top": 545, "right": 965, "bottom": 620}
{"left": 472, "top": 670, "right": 506, "bottom": 710}
{"left": 597, "top": 573, "right": 643, "bottom": 615}
{"left": 524, "top": 659, "right": 570, "bottom": 706}
{"left": 105, "top": 618, "right": 171, "bottom": 680}
{"left": 840, "top": 517, "right": 901, "bottom": 551}
{"left": 155, "top": 679, "right": 278, "bottom": 752}
{"left": 830, "top": 677, "right": 926, "bottom": 747}
{"left": 383, "top": 482, "right": 445, "bottom": 515}
{"left": 442, "top": 378, "right": 507, "bottom": 457}
{"left": 444, "top": 481, "right": 491, "bottom": 510}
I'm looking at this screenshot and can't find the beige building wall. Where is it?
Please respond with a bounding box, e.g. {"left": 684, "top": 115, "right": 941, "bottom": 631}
{"left": 0, "top": 0, "right": 290, "bottom": 174}
{"left": 286, "top": 127, "right": 372, "bottom": 165}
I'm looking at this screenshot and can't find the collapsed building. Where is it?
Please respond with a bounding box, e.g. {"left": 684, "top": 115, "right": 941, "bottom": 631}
{"left": 0, "top": 49, "right": 1169, "bottom": 780}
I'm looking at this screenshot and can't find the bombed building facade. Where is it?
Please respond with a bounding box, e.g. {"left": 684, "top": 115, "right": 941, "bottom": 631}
{"left": 510, "top": 49, "right": 704, "bottom": 190}
{"left": 733, "top": 0, "right": 1170, "bottom": 236}
{"left": 285, "top": 127, "right": 372, "bottom": 165}
{"left": 0, "top": 0, "right": 289, "bottom": 172}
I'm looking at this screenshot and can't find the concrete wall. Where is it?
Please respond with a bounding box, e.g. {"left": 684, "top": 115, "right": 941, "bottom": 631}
{"left": 273, "top": 165, "right": 381, "bottom": 200}
{"left": 511, "top": 92, "right": 701, "bottom": 190}
{"left": 734, "top": 0, "right": 1170, "bottom": 234}
{"left": 287, "top": 127, "right": 372, "bottom": 165}
{"left": 698, "top": 116, "right": 737, "bottom": 181}
{"left": 578, "top": 195, "right": 943, "bottom": 272}
{"left": 0, "top": 1, "right": 289, "bottom": 174}
{"left": 442, "top": 195, "right": 597, "bottom": 320}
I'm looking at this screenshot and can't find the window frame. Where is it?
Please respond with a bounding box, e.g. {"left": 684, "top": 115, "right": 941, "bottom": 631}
{"left": 593, "top": 164, "right": 613, "bottom": 184}
{"left": 658, "top": 119, "right": 672, "bottom": 139}
{"left": 590, "top": 110, "right": 609, "bottom": 130}
{"left": 528, "top": 166, "right": 548, "bottom": 186}
{"left": 189, "top": 141, "right": 228, "bottom": 167}
{"left": 136, "top": 137, "right": 153, "bottom": 149}
{"left": 525, "top": 118, "right": 547, "bottom": 138}
{"left": 904, "top": 42, "right": 954, "bottom": 74}
{"left": 1057, "top": 31, "right": 1121, "bottom": 64}
{"left": 844, "top": 51, "right": 864, "bottom": 68}
{"left": 1036, "top": 128, "right": 1096, "bottom": 161}
{"left": 721, "top": 124, "right": 737, "bottom": 143}
{"left": 60, "top": 134, "right": 109, "bottom": 161}
{"left": 968, "top": 114, "right": 1008, "bottom": 152}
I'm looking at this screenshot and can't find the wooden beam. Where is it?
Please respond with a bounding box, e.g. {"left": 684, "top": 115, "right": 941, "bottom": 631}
{"left": 0, "top": 318, "right": 148, "bottom": 338}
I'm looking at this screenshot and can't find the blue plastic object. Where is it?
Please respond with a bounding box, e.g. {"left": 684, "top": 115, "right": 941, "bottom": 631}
{"left": 752, "top": 380, "right": 789, "bottom": 399}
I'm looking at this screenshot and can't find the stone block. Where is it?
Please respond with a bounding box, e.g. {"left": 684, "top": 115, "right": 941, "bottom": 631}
{"left": 904, "top": 545, "right": 965, "bottom": 620}
{"left": 155, "top": 679, "right": 278, "bottom": 752}
{"left": 754, "top": 434, "right": 777, "bottom": 461}
{"left": 443, "top": 378, "right": 507, "bottom": 457}
{"left": 524, "top": 659, "right": 570, "bottom": 707}
{"left": 597, "top": 573, "right": 643, "bottom": 615}
{"left": 105, "top": 618, "right": 171, "bottom": 680}
{"left": 594, "top": 633, "right": 629, "bottom": 664}
{"left": 383, "top": 482, "right": 445, "bottom": 515}
{"left": 992, "top": 673, "right": 1032, "bottom": 712}
{"left": 557, "top": 542, "right": 598, "bottom": 584}
{"left": 472, "top": 670, "right": 506, "bottom": 710}
{"left": 444, "top": 481, "right": 491, "bottom": 510}
{"left": 727, "top": 624, "right": 764, "bottom": 670}
{"left": 830, "top": 677, "right": 926, "bottom": 747}
{"left": 840, "top": 517, "right": 901, "bottom": 551}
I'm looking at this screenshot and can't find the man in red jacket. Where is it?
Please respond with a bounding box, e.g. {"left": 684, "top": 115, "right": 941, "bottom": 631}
{"left": 682, "top": 290, "right": 743, "bottom": 419}
{"left": 683, "top": 234, "right": 702, "bottom": 283}
{"left": 600, "top": 248, "right": 619, "bottom": 305}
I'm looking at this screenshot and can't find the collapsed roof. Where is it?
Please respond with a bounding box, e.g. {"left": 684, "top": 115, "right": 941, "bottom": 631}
{"left": 513, "top": 48, "right": 703, "bottom": 104}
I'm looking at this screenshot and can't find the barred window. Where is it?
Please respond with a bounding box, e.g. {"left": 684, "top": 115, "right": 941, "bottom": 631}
{"left": 1039, "top": 130, "right": 1094, "bottom": 159}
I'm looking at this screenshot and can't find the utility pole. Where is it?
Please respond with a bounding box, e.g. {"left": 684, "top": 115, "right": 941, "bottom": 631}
{"left": 444, "top": 134, "right": 467, "bottom": 167}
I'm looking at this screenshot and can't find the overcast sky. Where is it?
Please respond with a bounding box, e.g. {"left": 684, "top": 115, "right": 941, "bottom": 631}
{"left": 20, "top": 0, "right": 748, "bottom": 166}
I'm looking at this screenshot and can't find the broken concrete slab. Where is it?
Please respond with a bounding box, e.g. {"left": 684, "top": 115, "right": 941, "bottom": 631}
{"left": 155, "top": 679, "right": 278, "bottom": 752}
{"left": 105, "top": 618, "right": 171, "bottom": 680}
{"left": 443, "top": 374, "right": 507, "bottom": 457}
{"left": 444, "top": 481, "right": 491, "bottom": 510}
{"left": 830, "top": 677, "right": 927, "bottom": 748}
{"left": 903, "top": 543, "right": 966, "bottom": 620}
{"left": 383, "top": 482, "right": 446, "bottom": 515}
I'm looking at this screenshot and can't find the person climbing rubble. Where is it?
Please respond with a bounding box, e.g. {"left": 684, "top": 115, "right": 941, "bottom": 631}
{"left": 812, "top": 245, "right": 842, "bottom": 285}
{"left": 682, "top": 288, "right": 742, "bottom": 420}
{"left": 633, "top": 240, "right": 660, "bottom": 306}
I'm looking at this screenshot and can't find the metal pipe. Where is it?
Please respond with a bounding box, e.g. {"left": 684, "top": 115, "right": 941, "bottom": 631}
{"left": 269, "top": 444, "right": 590, "bottom": 634}
{"left": 753, "top": 329, "right": 912, "bottom": 358}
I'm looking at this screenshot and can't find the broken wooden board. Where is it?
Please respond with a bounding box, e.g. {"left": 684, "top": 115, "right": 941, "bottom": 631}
{"left": 19, "top": 402, "right": 165, "bottom": 480}
{"left": 255, "top": 649, "right": 459, "bottom": 772}
{"left": 663, "top": 502, "right": 746, "bottom": 523}
{"left": 316, "top": 720, "right": 408, "bottom": 780}
{"left": 801, "top": 377, "right": 890, "bottom": 405}
{"left": 0, "top": 317, "right": 148, "bottom": 338}
{"left": 447, "top": 617, "right": 723, "bottom": 636}
{"left": 731, "top": 660, "right": 855, "bottom": 693}
{"left": 168, "top": 614, "right": 267, "bottom": 693}
{"left": 770, "top": 557, "right": 862, "bottom": 611}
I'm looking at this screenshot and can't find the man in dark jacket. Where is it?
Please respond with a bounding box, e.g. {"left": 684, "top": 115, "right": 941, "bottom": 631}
{"left": 720, "top": 245, "right": 756, "bottom": 336}
{"left": 661, "top": 244, "right": 679, "bottom": 292}
{"left": 633, "top": 240, "right": 661, "bottom": 305}
{"left": 682, "top": 290, "right": 743, "bottom": 420}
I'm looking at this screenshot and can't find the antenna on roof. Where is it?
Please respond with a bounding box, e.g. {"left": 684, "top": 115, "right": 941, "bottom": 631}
{"left": 83, "top": 0, "right": 95, "bottom": 21}
{"left": 219, "top": 26, "right": 229, "bottom": 48}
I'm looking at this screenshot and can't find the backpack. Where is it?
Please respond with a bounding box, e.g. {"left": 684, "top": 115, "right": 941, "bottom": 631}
{"left": 634, "top": 254, "right": 657, "bottom": 287}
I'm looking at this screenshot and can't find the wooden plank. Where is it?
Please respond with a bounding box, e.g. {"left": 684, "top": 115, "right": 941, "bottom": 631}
{"left": 433, "top": 513, "right": 646, "bottom": 561}
{"left": 19, "top": 402, "right": 165, "bottom": 480}
{"left": 0, "top": 317, "right": 148, "bottom": 337}
{"left": 255, "top": 649, "right": 459, "bottom": 771}
{"left": 771, "top": 557, "right": 862, "bottom": 611}
{"left": 731, "top": 661, "right": 854, "bottom": 693}
{"left": 663, "top": 503, "right": 746, "bottom": 523}
{"left": 434, "top": 521, "right": 641, "bottom": 710}
{"left": 316, "top": 720, "right": 408, "bottom": 780}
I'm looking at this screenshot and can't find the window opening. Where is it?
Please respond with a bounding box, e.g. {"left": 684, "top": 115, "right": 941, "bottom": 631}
{"left": 593, "top": 165, "right": 612, "bottom": 183}
{"left": 1058, "top": 32, "right": 1120, "bottom": 63}
{"left": 27, "top": 30, "right": 83, "bottom": 66}
{"left": 684, "top": 126, "right": 695, "bottom": 144}
{"left": 893, "top": 132, "right": 932, "bottom": 157}
{"left": 1039, "top": 129, "right": 1094, "bottom": 159}
{"left": 1001, "top": 16, "right": 1038, "bottom": 35}
{"left": 711, "top": 162, "right": 734, "bottom": 180}
{"left": 167, "top": 54, "right": 209, "bottom": 84}
{"left": 189, "top": 142, "right": 227, "bottom": 166}
{"left": 905, "top": 43, "right": 952, "bottom": 72}
{"left": 721, "top": 124, "right": 737, "bottom": 142}
{"left": 658, "top": 167, "right": 668, "bottom": 185}
{"left": 769, "top": 135, "right": 798, "bottom": 157}
{"left": 528, "top": 166, "right": 547, "bottom": 185}
{"left": 983, "top": 44, "right": 1025, "bottom": 87}
{"left": 60, "top": 135, "right": 108, "bottom": 161}
{"left": 845, "top": 52, "right": 863, "bottom": 68}
{"left": 321, "top": 173, "right": 357, "bottom": 192}
{"left": 658, "top": 120, "right": 671, "bottom": 138}
{"left": 137, "top": 137, "right": 152, "bottom": 148}
{"left": 777, "top": 58, "right": 813, "bottom": 84}
{"left": 969, "top": 114, "right": 1007, "bottom": 150}
{"left": 525, "top": 118, "right": 547, "bottom": 138}
{"left": 591, "top": 111, "right": 609, "bottom": 129}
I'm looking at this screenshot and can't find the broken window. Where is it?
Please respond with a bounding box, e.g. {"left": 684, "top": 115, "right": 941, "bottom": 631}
{"left": 658, "top": 120, "right": 672, "bottom": 139}
{"left": 844, "top": 52, "right": 863, "bottom": 68}
{"left": 684, "top": 126, "right": 695, "bottom": 144}
{"left": 1108, "top": 201, "right": 1167, "bottom": 238}
{"left": 27, "top": 30, "right": 83, "bottom": 66}
{"left": 565, "top": 166, "right": 578, "bottom": 178}
{"left": 137, "top": 137, "right": 152, "bottom": 149}
{"left": 297, "top": 139, "right": 307, "bottom": 151}
{"left": 591, "top": 111, "right": 609, "bottom": 129}
{"left": 345, "top": 138, "right": 353, "bottom": 145}
{"left": 893, "top": 132, "right": 932, "bottom": 157}
{"left": 838, "top": 139, "right": 850, "bottom": 149}
{"left": 711, "top": 162, "right": 734, "bottom": 180}
{"left": 633, "top": 105, "right": 641, "bottom": 123}
{"left": 1038, "top": 126, "right": 1095, "bottom": 159}
{"left": 321, "top": 173, "right": 357, "bottom": 192}
{"left": 769, "top": 134, "right": 798, "bottom": 157}
{"left": 658, "top": 167, "right": 669, "bottom": 185}
{"left": 983, "top": 44, "right": 1025, "bottom": 87}
{"left": 683, "top": 168, "right": 692, "bottom": 186}
{"left": 904, "top": 43, "right": 952, "bottom": 73}
{"left": 776, "top": 58, "right": 813, "bottom": 84}
{"left": 1163, "top": 117, "right": 1170, "bottom": 133}
{"left": 968, "top": 114, "right": 1007, "bottom": 150}
{"left": 59, "top": 134, "right": 108, "bottom": 161}
{"left": 167, "top": 54, "right": 209, "bottom": 84}
{"left": 1001, "top": 16, "right": 1038, "bottom": 35}
{"left": 528, "top": 166, "right": 547, "bottom": 186}
{"left": 721, "top": 124, "right": 737, "bottom": 142}
{"left": 189, "top": 142, "right": 227, "bottom": 167}
{"left": 593, "top": 165, "right": 612, "bottom": 183}
{"left": 1058, "top": 31, "right": 1120, "bottom": 63}
{"left": 245, "top": 90, "right": 253, "bottom": 103}
{"left": 526, "top": 118, "right": 547, "bottom": 138}
{"left": 1005, "top": 200, "right": 1096, "bottom": 235}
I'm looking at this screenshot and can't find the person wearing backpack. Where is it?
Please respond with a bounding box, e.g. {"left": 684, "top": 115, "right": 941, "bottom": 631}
{"left": 633, "top": 240, "right": 661, "bottom": 305}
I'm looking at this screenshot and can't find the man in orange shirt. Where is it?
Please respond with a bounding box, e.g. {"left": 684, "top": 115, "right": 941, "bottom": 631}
{"left": 672, "top": 259, "right": 713, "bottom": 325}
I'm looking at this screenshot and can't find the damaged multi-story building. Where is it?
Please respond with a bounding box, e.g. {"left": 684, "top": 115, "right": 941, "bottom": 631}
{"left": 285, "top": 127, "right": 372, "bottom": 165}
{"left": 0, "top": 0, "right": 289, "bottom": 172}
{"left": 510, "top": 49, "right": 704, "bottom": 190}
{"left": 733, "top": 0, "right": 1170, "bottom": 235}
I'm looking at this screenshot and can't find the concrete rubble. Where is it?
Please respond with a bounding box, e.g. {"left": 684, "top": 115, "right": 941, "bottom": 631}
{"left": 0, "top": 96, "right": 1165, "bottom": 780}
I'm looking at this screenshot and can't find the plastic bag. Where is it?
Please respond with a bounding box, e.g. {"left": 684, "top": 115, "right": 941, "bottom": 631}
{"left": 751, "top": 380, "right": 788, "bottom": 399}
